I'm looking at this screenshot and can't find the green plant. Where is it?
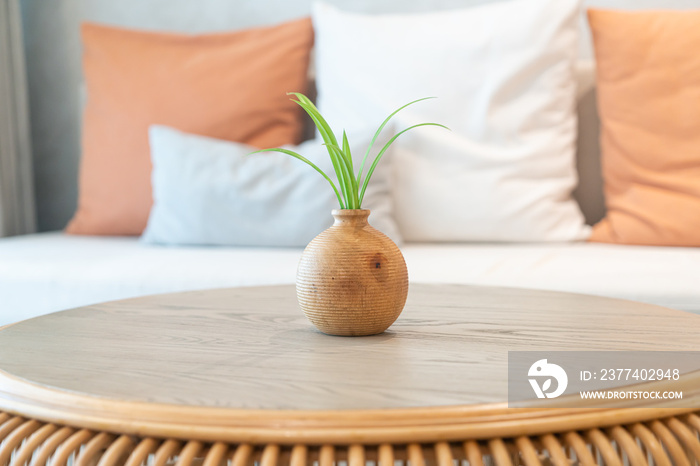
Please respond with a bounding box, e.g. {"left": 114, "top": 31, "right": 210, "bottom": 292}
{"left": 251, "top": 92, "right": 448, "bottom": 210}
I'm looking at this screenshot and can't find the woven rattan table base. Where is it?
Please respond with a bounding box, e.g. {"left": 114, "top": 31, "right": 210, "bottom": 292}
{"left": 1, "top": 411, "right": 700, "bottom": 466}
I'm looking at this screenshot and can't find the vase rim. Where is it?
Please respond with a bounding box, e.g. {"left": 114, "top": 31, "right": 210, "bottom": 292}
{"left": 331, "top": 209, "right": 370, "bottom": 214}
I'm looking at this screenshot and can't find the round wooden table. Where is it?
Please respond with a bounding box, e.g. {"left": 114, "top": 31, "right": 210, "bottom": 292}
{"left": 0, "top": 284, "right": 699, "bottom": 466}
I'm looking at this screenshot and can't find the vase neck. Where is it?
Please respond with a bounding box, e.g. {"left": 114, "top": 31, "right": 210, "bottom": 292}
{"left": 332, "top": 209, "right": 370, "bottom": 227}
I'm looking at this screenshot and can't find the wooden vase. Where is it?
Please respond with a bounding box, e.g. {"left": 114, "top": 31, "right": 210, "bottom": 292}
{"left": 296, "top": 209, "right": 409, "bottom": 336}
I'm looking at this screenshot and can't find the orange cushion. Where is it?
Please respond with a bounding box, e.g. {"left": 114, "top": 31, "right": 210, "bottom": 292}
{"left": 66, "top": 19, "right": 313, "bottom": 235}
{"left": 588, "top": 9, "right": 700, "bottom": 246}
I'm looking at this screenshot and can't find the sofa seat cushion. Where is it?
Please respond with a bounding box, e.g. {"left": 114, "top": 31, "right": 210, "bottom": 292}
{"left": 404, "top": 244, "right": 700, "bottom": 315}
{"left": 1, "top": 233, "right": 698, "bottom": 325}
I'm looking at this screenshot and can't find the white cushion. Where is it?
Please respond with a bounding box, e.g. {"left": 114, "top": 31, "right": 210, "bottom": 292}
{"left": 313, "top": 0, "right": 590, "bottom": 242}
{"left": 0, "top": 233, "right": 300, "bottom": 325}
{"left": 1, "top": 233, "right": 699, "bottom": 325}
{"left": 142, "top": 126, "right": 401, "bottom": 247}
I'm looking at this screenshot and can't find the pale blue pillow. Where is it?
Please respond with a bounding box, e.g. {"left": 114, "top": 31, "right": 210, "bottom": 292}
{"left": 142, "top": 126, "right": 401, "bottom": 247}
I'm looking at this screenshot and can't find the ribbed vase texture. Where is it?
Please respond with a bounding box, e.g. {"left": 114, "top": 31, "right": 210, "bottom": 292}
{"left": 296, "top": 209, "right": 409, "bottom": 336}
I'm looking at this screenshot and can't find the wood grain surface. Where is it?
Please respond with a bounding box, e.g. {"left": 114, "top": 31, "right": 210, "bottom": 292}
{"left": 0, "top": 284, "right": 698, "bottom": 411}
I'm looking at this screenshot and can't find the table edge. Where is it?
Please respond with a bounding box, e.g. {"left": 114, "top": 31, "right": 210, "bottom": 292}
{"left": 1, "top": 369, "right": 698, "bottom": 444}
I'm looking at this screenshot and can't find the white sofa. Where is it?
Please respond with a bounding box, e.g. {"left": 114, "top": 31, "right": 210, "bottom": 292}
{"left": 3, "top": 1, "right": 700, "bottom": 326}
{"left": 2, "top": 232, "right": 700, "bottom": 325}
{"left": 3, "top": 76, "right": 700, "bottom": 323}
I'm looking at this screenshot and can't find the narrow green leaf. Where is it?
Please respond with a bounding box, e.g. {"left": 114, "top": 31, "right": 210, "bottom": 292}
{"left": 342, "top": 131, "right": 353, "bottom": 173}
{"left": 341, "top": 131, "right": 359, "bottom": 209}
{"left": 289, "top": 97, "right": 351, "bottom": 207}
{"left": 359, "top": 123, "right": 450, "bottom": 205}
{"left": 294, "top": 110, "right": 352, "bottom": 205}
{"left": 291, "top": 98, "right": 356, "bottom": 208}
{"left": 290, "top": 94, "right": 355, "bottom": 189}
{"left": 324, "top": 142, "right": 359, "bottom": 209}
{"left": 288, "top": 93, "right": 339, "bottom": 145}
{"left": 250, "top": 148, "right": 346, "bottom": 209}
{"left": 357, "top": 96, "right": 437, "bottom": 186}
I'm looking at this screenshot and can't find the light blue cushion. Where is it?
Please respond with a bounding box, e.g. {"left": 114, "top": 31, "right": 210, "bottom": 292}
{"left": 142, "top": 126, "right": 401, "bottom": 247}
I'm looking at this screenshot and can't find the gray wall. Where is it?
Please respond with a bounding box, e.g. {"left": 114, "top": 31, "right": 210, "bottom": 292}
{"left": 19, "top": 0, "right": 700, "bottom": 231}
